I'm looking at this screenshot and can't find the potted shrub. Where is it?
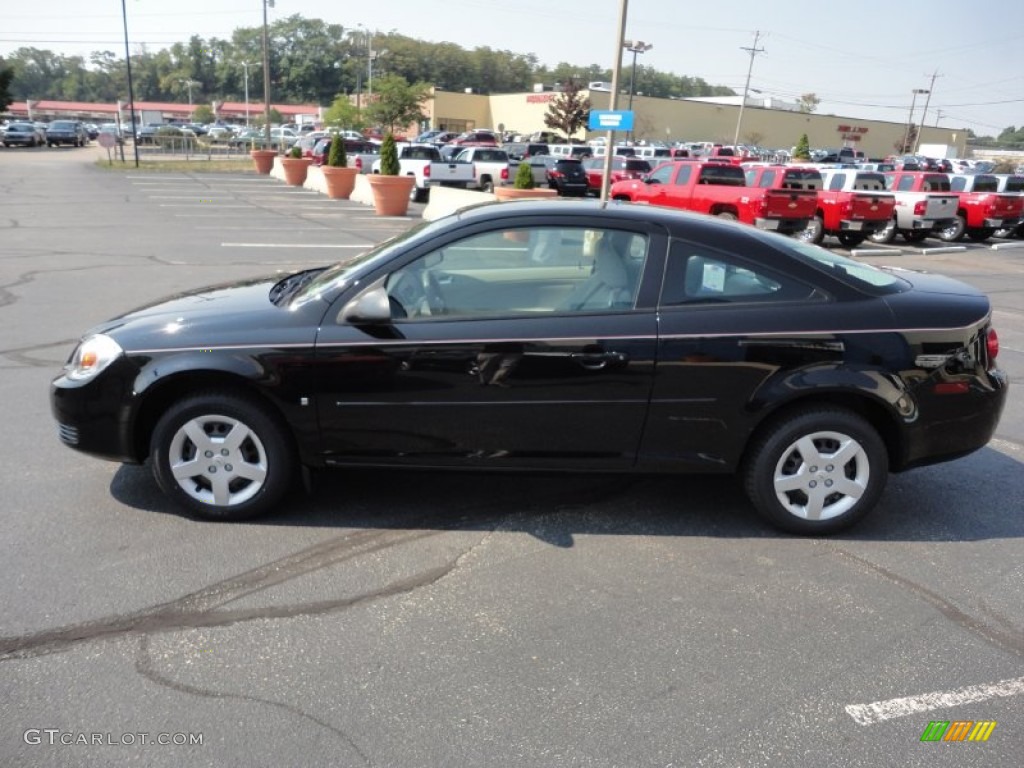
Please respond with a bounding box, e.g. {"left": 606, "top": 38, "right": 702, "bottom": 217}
{"left": 494, "top": 158, "right": 558, "bottom": 201}
{"left": 280, "top": 144, "right": 312, "bottom": 186}
{"left": 250, "top": 132, "right": 277, "bottom": 175}
{"left": 321, "top": 136, "right": 358, "bottom": 200}
{"left": 367, "top": 133, "right": 415, "bottom": 216}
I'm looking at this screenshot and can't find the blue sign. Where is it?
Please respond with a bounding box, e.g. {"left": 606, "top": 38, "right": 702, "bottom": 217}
{"left": 588, "top": 110, "right": 634, "bottom": 131}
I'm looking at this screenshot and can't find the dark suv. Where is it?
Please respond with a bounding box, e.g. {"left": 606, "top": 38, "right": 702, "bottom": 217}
{"left": 544, "top": 157, "right": 589, "bottom": 196}
{"left": 503, "top": 142, "right": 549, "bottom": 160}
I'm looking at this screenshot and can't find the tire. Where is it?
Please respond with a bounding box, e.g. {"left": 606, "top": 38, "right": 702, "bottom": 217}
{"left": 411, "top": 185, "right": 428, "bottom": 203}
{"left": 836, "top": 232, "right": 866, "bottom": 248}
{"left": 150, "top": 391, "right": 294, "bottom": 521}
{"left": 795, "top": 214, "right": 825, "bottom": 244}
{"left": 902, "top": 231, "right": 928, "bottom": 243}
{"left": 966, "top": 228, "right": 994, "bottom": 242}
{"left": 716, "top": 211, "right": 738, "bottom": 221}
{"left": 480, "top": 178, "right": 494, "bottom": 193}
{"left": 868, "top": 217, "right": 896, "bottom": 244}
{"left": 742, "top": 407, "right": 888, "bottom": 535}
{"left": 936, "top": 215, "right": 966, "bottom": 242}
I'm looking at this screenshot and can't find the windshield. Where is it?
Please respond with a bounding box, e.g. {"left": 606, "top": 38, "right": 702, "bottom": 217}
{"left": 782, "top": 239, "right": 910, "bottom": 295}
{"left": 291, "top": 217, "right": 447, "bottom": 306}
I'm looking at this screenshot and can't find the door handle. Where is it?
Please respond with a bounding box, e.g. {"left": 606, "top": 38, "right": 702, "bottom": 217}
{"left": 571, "top": 350, "right": 627, "bottom": 370}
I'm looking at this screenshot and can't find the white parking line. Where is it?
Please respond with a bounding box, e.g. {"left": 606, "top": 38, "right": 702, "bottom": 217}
{"left": 845, "top": 676, "right": 1024, "bottom": 725}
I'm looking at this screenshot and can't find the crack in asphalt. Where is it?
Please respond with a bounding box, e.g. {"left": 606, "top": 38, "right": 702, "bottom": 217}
{"left": 133, "top": 635, "right": 374, "bottom": 764}
{"left": 831, "top": 546, "right": 1024, "bottom": 659}
{"left": 0, "top": 527, "right": 456, "bottom": 662}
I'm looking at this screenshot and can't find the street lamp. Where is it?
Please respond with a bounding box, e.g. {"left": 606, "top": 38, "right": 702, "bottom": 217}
{"left": 179, "top": 78, "right": 199, "bottom": 109}
{"left": 902, "top": 88, "right": 929, "bottom": 154}
{"left": 262, "top": 0, "right": 275, "bottom": 145}
{"left": 240, "top": 62, "right": 254, "bottom": 126}
{"left": 623, "top": 40, "right": 652, "bottom": 143}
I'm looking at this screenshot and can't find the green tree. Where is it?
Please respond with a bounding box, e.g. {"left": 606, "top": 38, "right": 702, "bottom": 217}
{"left": 323, "top": 94, "right": 365, "bottom": 132}
{"left": 364, "top": 74, "right": 429, "bottom": 135}
{"left": 379, "top": 133, "right": 400, "bottom": 175}
{"left": 793, "top": 133, "right": 811, "bottom": 160}
{"left": 327, "top": 132, "right": 348, "bottom": 167}
{"left": 192, "top": 104, "right": 215, "bottom": 123}
{"left": 513, "top": 158, "right": 535, "bottom": 189}
{"left": 543, "top": 79, "right": 591, "bottom": 142}
{"left": 0, "top": 58, "right": 13, "bottom": 112}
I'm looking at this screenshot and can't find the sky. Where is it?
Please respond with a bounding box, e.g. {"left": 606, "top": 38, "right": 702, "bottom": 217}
{"left": 2, "top": 0, "right": 1022, "bottom": 137}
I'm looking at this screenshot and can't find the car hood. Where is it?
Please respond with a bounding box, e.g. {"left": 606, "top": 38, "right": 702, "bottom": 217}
{"left": 84, "top": 273, "right": 324, "bottom": 351}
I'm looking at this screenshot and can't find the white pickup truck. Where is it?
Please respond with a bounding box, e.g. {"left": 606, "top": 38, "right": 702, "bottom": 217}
{"left": 371, "top": 144, "right": 475, "bottom": 202}
{"left": 452, "top": 147, "right": 511, "bottom": 192}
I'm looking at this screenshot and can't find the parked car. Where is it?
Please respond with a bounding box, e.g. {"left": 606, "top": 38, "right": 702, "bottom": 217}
{"left": 50, "top": 200, "right": 1007, "bottom": 535}
{"left": 448, "top": 130, "right": 499, "bottom": 147}
{"left": 502, "top": 142, "right": 549, "bottom": 161}
{"left": 2, "top": 122, "right": 45, "bottom": 147}
{"left": 542, "top": 157, "right": 589, "bottom": 196}
{"left": 311, "top": 138, "right": 379, "bottom": 171}
{"left": 45, "top": 120, "right": 90, "bottom": 147}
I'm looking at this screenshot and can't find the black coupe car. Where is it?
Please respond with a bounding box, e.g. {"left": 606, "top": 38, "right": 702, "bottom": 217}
{"left": 51, "top": 201, "right": 1007, "bottom": 533}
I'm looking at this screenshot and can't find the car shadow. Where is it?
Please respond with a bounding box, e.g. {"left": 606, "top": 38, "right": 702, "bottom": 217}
{"left": 109, "top": 444, "right": 1024, "bottom": 545}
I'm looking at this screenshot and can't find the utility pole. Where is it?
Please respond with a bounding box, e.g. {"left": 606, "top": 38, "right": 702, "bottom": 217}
{"left": 913, "top": 70, "right": 942, "bottom": 153}
{"left": 733, "top": 31, "right": 765, "bottom": 148}
{"left": 599, "top": 0, "right": 629, "bottom": 202}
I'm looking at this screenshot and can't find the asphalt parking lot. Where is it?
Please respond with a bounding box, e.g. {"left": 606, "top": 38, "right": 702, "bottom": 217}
{"left": 1, "top": 145, "right": 1022, "bottom": 767}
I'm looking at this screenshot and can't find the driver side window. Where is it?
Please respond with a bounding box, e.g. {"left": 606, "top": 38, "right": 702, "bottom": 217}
{"left": 384, "top": 227, "right": 648, "bottom": 319}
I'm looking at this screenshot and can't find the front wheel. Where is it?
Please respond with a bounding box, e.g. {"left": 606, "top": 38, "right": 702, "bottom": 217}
{"left": 150, "top": 391, "right": 294, "bottom": 521}
{"left": 966, "top": 228, "right": 994, "bottom": 242}
{"left": 743, "top": 407, "right": 888, "bottom": 535}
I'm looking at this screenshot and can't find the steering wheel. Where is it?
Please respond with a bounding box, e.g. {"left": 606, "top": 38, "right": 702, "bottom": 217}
{"left": 422, "top": 270, "right": 446, "bottom": 315}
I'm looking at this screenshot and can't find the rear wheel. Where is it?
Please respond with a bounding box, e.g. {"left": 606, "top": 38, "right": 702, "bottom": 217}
{"left": 150, "top": 391, "right": 294, "bottom": 521}
{"left": 480, "top": 178, "right": 494, "bottom": 193}
{"left": 743, "top": 407, "right": 888, "bottom": 535}
{"left": 902, "top": 231, "right": 929, "bottom": 243}
{"left": 717, "top": 211, "right": 738, "bottom": 221}
{"left": 937, "top": 215, "right": 966, "bottom": 242}
{"left": 868, "top": 217, "right": 896, "bottom": 244}
{"left": 795, "top": 215, "right": 825, "bottom": 244}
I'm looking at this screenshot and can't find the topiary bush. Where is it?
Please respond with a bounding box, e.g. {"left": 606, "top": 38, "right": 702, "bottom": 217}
{"left": 379, "top": 133, "right": 400, "bottom": 175}
{"left": 793, "top": 133, "right": 811, "bottom": 161}
{"left": 327, "top": 135, "right": 348, "bottom": 167}
{"left": 288, "top": 144, "right": 302, "bottom": 159}
{"left": 513, "top": 159, "right": 535, "bottom": 189}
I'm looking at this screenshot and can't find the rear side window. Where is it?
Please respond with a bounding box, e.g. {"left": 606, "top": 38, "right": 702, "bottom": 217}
{"left": 853, "top": 173, "right": 885, "bottom": 191}
{"left": 828, "top": 173, "right": 847, "bottom": 191}
{"left": 782, "top": 169, "right": 822, "bottom": 190}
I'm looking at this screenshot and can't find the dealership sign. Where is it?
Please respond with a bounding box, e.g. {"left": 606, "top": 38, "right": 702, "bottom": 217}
{"left": 588, "top": 110, "right": 634, "bottom": 131}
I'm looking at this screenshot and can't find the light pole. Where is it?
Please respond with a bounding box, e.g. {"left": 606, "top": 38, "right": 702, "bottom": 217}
{"left": 179, "top": 78, "right": 199, "bottom": 111}
{"left": 262, "top": 0, "right": 274, "bottom": 145}
{"left": 624, "top": 40, "right": 652, "bottom": 143}
{"left": 902, "top": 88, "right": 929, "bottom": 154}
{"left": 120, "top": 0, "right": 139, "bottom": 166}
{"left": 240, "top": 62, "right": 254, "bottom": 126}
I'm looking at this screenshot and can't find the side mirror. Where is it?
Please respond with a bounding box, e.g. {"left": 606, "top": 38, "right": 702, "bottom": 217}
{"left": 342, "top": 286, "right": 392, "bottom": 324}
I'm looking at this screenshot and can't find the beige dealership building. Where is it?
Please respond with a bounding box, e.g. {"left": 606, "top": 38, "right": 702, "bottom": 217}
{"left": 425, "top": 88, "right": 966, "bottom": 159}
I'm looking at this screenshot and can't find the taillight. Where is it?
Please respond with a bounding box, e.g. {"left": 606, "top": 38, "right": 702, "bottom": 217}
{"left": 550, "top": 170, "right": 564, "bottom": 179}
{"left": 424, "top": 165, "right": 431, "bottom": 178}
{"left": 839, "top": 200, "right": 853, "bottom": 218}
{"left": 986, "top": 327, "right": 999, "bottom": 365}
{"left": 501, "top": 167, "right": 509, "bottom": 181}
{"left": 914, "top": 200, "right": 927, "bottom": 215}
{"left": 355, "top": 157, "right": 363, "bottom": 171}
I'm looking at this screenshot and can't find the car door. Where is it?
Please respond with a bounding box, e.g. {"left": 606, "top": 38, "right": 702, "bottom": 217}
{"left": 313, "top": 216, "right": 665, "bottom": 469}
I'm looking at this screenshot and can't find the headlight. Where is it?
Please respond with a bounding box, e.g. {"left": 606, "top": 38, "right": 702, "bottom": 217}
{"left": 65, "top": 334, "right": 123, "bottom": 381}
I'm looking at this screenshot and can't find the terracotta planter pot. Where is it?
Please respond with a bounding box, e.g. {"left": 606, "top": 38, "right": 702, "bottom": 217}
{"left": 250, "top": 149, "right": 277, "bottom": 175}
{"left": 322, "top": 166, "right": 359, "bottom": 200}
{"left": 493, "top": 186, "right": 559, "bottom": 201}
{"left": 281, "top": 157, "right": 313, "bottom": 186}
{"left": 367, "top": 174, "right": 416, "bottom": 216}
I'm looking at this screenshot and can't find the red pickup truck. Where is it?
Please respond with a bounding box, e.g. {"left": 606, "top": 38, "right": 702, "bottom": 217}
{"left": 791, "top": 168, "right": 896, "bottom": 247}
{"left": 940, "top": 173, "right": 1024, "bottom": 242}
{"left": 610, "top": 161, "right": 816, "bottom": 235}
